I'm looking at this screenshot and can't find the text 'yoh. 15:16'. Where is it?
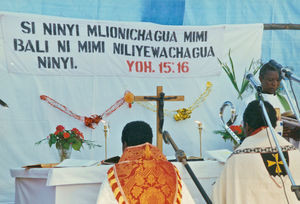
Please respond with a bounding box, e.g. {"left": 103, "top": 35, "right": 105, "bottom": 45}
{"left": 127, "top": 60, "right": 189, "bottom": 74}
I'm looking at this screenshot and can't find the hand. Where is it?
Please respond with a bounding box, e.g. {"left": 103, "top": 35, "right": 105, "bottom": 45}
{"left": 283, "top": 123, "right": 300, "bottom": 140}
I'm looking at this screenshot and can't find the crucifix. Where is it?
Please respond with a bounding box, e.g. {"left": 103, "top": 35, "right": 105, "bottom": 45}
{"left": 134, "top": 86, "right": 184, "bottom": 152}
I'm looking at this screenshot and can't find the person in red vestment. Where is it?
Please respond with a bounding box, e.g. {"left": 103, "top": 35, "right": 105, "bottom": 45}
{"left": 97, "top": 121, "right": 195, "bottom": 204}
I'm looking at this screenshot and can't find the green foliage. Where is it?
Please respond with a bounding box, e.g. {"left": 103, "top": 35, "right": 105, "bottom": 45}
{"left": 218, "top": 50, "right": 262, "bottom": 99}
{"left": 214, "top": 125, "right": 244, "bottom": 146}
{"left": 35, "top": 126, "right": 101, "bottom": 151}
{"left": 83, "top": 140, "right": 102, "bottom": 149}
{"left": 214, "top": 129, "right": 239, "bottom": 146}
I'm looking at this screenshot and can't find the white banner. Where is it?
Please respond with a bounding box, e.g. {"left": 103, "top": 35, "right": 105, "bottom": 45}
{"left": 0, "top": 14, "right": 223, "bottom": 77}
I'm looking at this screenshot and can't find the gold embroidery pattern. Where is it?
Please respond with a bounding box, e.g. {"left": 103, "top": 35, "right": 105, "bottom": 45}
{"left": 261, "top": 151, "right": 289, "bottom": 177}
{"left": 108, "top": 143, "right": 182, "bottom": 204}
{"left": 174, "top": 166, "right": 182, "bottom": 204}
{"left": 119, "top": 143, "right": 167, "bottom": 162}
{"left": 108, "top": 167, "right": 126, "bottom": 204}
{"left": 267, "top": 153, "right": 283, "bottom": 174}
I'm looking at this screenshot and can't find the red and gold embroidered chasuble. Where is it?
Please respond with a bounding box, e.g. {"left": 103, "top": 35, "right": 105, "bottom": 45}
{"left": 107, "top": 143, "right": 182, "bottom": 204}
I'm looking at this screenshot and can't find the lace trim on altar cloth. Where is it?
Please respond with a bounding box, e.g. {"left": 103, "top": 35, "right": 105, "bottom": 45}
{"left": 232, "top": 145, "right": 296, "bottom": 154}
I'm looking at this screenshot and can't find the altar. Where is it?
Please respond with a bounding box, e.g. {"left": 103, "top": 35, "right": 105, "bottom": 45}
{"left": 10, "top": 160, "right": 224, "bottom": 204}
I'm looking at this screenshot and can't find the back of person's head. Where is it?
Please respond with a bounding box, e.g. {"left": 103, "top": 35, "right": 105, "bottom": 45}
{"left": 243, "top": 100, "right": 277, "bottom": 130}
{"left": 259, "top": 61, "right": 281, "bottom": 80}
{"left": 121, "top": 121, "right": 153, "bottom": 147}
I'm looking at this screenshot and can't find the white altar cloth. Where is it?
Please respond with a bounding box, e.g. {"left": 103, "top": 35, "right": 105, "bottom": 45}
{"left": 10, "top": 160, "right": 224, "bottom": 204}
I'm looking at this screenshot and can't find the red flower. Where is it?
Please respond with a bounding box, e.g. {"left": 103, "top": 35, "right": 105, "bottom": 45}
{"left": 35, "top": 125, "right": 100, "bottom": 152}
{"left": 79, "top": 133, "right": 84, "bottom": 139}
{"left": 230, "top": 125, "right": 243, "bottom": 135}
{"left": 72, "top": 128, "right": 80, "bottom": 135}
{"left": 71, "top": 128, "right": 84, "bottom": 139}
{"left": 56, "top": 125, "right": 65, "bottom": 132}
{"left": 63, "top": 132, "right": 70, "bottom": 139}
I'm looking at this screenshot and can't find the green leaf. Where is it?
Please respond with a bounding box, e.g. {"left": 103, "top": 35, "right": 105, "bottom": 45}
{"left": 218, "top": 53, "right": 240, "bottom": 95}
{"left": 239, "top": 59, "right": 261, "bottom": 98}
{"left": 49, "top": 135, "right": 57, "bottom": 146}
{"left": 35, "top": 138, "right": 47, "bottom": 145}
{"left": 69, "top": 137, "right": 77, "bottom": 144}
{"left": 62, "top": 142, "right": 70, "bottom": 149}
{"left": 213, "top": 130, "right": 227, "bottom": 135}
{"left": 228, "top": 51, "right": 236, "bottom": 80}
{"left": 83, "top": 140, "right": 102, "bottom": 149}
{"left": 219, "top": 50, "right": 262, "bottom": 99}
{"left": 72, "top": 140, "right": 82, "bottom": 151}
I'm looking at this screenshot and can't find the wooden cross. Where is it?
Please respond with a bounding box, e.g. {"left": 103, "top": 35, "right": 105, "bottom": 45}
{"left": 134, "top": 86, "right": 184, "bottom": 152}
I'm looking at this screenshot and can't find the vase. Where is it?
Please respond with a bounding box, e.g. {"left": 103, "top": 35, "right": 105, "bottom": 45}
{"left": 57, "top": 145, "right": 72, "bottom": 162}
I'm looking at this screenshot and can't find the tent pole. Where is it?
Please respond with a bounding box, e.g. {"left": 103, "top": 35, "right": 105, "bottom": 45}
{"left": 264, "top": 24, "right": 300, "bottom": 30}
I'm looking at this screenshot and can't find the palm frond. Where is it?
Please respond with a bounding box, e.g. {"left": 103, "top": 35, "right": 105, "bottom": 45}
{"left": 219, "top": 51, "right": 262, "bottom": 99}
{"left": 218, "top": 56, "right": 240, "bottom": 94}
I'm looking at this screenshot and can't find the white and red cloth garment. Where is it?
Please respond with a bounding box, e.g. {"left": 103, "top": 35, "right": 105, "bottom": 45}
{"left": 96, "top": 143, "right": 195, "bottom": 204}
{"left": 212, "top": 127, "right": 300, "bottom": 204}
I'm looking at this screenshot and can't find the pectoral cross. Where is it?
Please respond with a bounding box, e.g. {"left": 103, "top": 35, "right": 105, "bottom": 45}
{"left": 134, "top": 86, "right": 184, "bottom": 152}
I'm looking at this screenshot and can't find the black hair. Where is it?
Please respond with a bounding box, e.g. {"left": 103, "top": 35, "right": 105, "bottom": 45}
{"left": 121, "top": 121, "right": 153, "bottom": 147}
{"left": 243, "top": 100, "right": 277, "bottom": 130}
{"left": 259, "top": 61, "right": 282, "bottom": 80}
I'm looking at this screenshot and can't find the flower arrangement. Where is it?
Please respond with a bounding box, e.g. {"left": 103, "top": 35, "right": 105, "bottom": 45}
{"left": 214, "top": 125, "right": 245, "bottom": 146}
{"left": 36, "top": 125, "right": 101, "bottom": 151}
{"left": 218, "top": 50, "right": 262, "bottom": 99}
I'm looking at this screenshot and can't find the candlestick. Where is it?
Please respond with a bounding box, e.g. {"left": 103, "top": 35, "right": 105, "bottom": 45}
{"left": 194, "top": 121, "right": 203, "bottom": 159}
{"left": 101, "top": 120, "right": 109, "bottom": 160}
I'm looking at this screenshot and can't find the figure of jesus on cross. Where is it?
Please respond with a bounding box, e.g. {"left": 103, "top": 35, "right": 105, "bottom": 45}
{"left": 134, "top": 86, "right": 184, "bottom": 152}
